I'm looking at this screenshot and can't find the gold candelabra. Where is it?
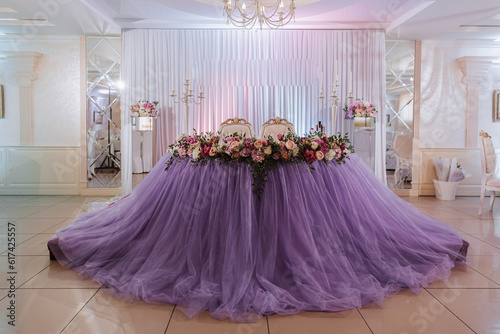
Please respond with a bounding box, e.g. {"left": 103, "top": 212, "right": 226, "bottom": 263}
{"left": 170, "top": 76, "right": 204, "bottom": 135}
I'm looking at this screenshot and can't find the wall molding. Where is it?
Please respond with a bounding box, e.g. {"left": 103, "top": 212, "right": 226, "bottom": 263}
{"left": 0, "top": 146, "right": 80, "bottom": 195}
{"left": 419, "top": 147, "right": 492, "bottom": 197}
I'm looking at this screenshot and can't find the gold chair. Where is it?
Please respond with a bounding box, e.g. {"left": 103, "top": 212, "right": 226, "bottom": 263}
{"left": 219, "top": 117, "right": 254, "bottom": 138}
{"left": 259, "top": 117, "right": 295, "bottom": 140}
{"left": 479, "top": 131, "right": 500, "bottom": 215}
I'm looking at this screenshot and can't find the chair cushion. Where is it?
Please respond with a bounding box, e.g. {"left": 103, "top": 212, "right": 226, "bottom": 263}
{"left": 486, "top": 178, "right": 500, "bottom": 187}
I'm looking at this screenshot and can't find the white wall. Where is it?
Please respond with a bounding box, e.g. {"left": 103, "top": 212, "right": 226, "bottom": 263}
{"left": 0, "top": 37, "right": 81, "bottom": 147}
{"left": 420, "top": 41, "right": 500, "bottom": 149}
{"left": 418, "top": 41, "right": 500, "bottom": 195}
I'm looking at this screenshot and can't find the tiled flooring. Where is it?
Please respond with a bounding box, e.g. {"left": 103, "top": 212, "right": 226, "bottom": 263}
{"left": 1, "top": 195, "right": 500, "bottom": 333}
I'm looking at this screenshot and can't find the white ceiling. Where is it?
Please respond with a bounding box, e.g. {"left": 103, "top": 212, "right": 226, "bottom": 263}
{"left": 0, "top": 0, "right": 499, "bottom": 41}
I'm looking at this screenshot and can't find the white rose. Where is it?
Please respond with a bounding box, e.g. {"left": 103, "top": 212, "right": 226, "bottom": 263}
{"left": 176, "top": 134, "right": 185, "bottom": 142}
{"left": 311, "top": 142, "right": 319, "bottom": 150}
{"left": 325, "top": 149, "right": 335, "bottom": 161}
{"left": 292, "top": 146, "right": 300, "bottom": 157}
{"left": 192, "top": 147, "right": 201, "bottom": 160}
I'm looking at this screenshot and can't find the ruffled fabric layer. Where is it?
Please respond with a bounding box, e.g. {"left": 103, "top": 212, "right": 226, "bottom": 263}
{"left": 48, "top": 154, "right": 467, "bottom": 321}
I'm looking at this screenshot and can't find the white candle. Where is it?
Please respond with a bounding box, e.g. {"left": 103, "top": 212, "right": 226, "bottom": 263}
{"left": 334, "top": 62, "right": 338, "bottom": 84}
{"left": 320, "top": 72, "right": 324, "bottom": 92}
{"left": 186, "top": 58, "right": 189, "bottom": 78}
{"left": 171, "top": 70, "right": 174, "bottom": 88}
{"left": 333, "top": 59, "right": 337, "bottom": 87}
{"left": 349, "top": 70, "right": 353, "bottom": 92}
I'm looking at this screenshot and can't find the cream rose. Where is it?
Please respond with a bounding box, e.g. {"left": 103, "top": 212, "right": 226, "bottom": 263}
{"left": 254, "top": 140, "right": 263, "bottom": 149}
{"left": 292, "top": 146, "right": 300, "bottom": 157}
{"left": 176, "top": 134, "right": 185, "bottom": 142}
{"left": 311, "top": 142, "right": 319, "bottom": 150}
{"left": 315, "top": 151, "right": 324, "bottom": 160}
{"left": 285, "top": 140, "right": 295, "bottom": 150}
{"left": 263, "top": 146, "right": 272, "bottom": 155}
{"left": 230, "top": 141, "right": 240, "bottom": 151}
{"left": 325, "top": 149, "right": 335, "bottom": 161}
{"left": 192, "top": 147, "right": 201, "bottom": 160}
{"left": 209, "top": 146, "right": 217, "bottom": 156}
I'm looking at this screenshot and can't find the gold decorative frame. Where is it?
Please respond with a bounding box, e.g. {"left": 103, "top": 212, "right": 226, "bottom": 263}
{"left": 494, "top": 90, "right": 500, "bottom": 121}
{"left": 0, "top": 85, "right": 4, "bottom": 118}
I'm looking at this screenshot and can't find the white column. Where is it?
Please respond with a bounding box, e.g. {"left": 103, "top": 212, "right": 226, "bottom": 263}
{"left": 0, "top": 51, "right": 42, "bottom": 145}
{"left": 457, "top": 56, "right": 495, "bottom": 148}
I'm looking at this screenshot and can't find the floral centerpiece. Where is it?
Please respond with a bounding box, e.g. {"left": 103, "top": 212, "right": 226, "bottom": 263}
{"left": 344, "top": 100, "right": 377, "bottom": 119}
{"left": 166, "top": 131, "right": 352, "bottom": 196}
{"left": 131, "top": 100, "right": 159, "bottom": 117}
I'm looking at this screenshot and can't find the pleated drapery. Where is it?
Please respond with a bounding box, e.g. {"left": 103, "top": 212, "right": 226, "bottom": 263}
{"left": 122, "top": 29, "right": 386, "bottom": 194}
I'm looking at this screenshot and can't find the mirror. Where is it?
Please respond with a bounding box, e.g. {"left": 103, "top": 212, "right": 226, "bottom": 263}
{"left": 386, "top": 40, "right": 415, "bottom": 190}
{"left": 86, "top": 37, "right": 122, "bottom": 188}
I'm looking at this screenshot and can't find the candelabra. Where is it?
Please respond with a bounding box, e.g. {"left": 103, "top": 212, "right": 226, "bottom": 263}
{"left": 318, "top": 75, "right": 343, "bottom": 136}
{"left": 170, "top": 77, "right": 204, "bottom": 135}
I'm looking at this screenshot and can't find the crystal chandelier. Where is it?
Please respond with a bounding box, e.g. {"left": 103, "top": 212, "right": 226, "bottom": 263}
{"left": 223, "top": 0, "right": 296, "bottom": 29}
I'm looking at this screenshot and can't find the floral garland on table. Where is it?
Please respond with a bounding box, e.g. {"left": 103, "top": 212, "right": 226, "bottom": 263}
{"left": 165, "top": 131, "right": 353, "bottom": 196}
{"left": 131, "top": 100, "right": 159, "bottom": 117}
{"left": 344, "top": 100, "right": 377, "bottom": 119}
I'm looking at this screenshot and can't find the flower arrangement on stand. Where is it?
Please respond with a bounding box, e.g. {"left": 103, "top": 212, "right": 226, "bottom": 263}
{"left": 344, "top": 100, "right": 377, "bottom": 119}
{"left": 130, "top": 100, "right": 160, "bottom": 117}
{"left": 166, "top": 131, "right": 353, "bottom": 196}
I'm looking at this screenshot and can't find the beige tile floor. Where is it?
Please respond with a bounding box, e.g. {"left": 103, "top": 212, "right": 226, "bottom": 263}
{"left": 1, "top": 195, "right": 500, "bottom": 333}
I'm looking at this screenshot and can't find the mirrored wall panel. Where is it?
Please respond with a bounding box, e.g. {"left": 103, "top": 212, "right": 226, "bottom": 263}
{"left": 86, "top": 37, "right": 122, "bottom": 188}
{"left": 386, "top": 40, "right": 415, "bottom": 190}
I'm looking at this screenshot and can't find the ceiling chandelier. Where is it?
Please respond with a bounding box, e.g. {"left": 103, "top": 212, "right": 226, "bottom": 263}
{"left": 223, "top": 0, "right": 296, "bottom": 29}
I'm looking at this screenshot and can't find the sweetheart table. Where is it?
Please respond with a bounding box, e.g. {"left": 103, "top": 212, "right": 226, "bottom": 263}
{"left": 48, "top": 152, "right": 468, "bottom": 321}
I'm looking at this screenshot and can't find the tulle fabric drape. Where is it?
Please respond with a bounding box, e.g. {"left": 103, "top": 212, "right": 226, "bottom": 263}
{"left": 49, "top": 154, "right": 466, "bottom": 321}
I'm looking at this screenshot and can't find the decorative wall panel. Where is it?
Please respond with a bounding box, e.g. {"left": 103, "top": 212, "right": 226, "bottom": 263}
{"left": 0, "top": 147, "right": 80, "bottom": 195}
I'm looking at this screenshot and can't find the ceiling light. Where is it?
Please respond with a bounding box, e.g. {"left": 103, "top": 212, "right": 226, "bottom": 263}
{"left": 223, "top": 0, "right": 296, "bottom": 29}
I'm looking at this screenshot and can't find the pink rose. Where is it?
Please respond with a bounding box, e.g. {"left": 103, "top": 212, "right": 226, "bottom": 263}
{"left": 316, "top": 151, "right": 324, "bottom": 160}
{"left": 285, "top": 140, "right": 295, "bottom": 150}
{"left": 251, "top": 150, "right": 265, "bottom": 163}
{"left": 254, "top": 140, "right": 263, "bottom": 149}
{"left": 277, "top": 133, "right": 283, "bottom": 140}
{"left": 240, "top": 148, "right": 251, "bottom": 157}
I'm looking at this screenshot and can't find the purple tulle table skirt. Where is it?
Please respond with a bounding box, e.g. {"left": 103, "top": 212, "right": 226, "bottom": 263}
{"left": 48, "top": 153, "right": 468, "bottom": 321}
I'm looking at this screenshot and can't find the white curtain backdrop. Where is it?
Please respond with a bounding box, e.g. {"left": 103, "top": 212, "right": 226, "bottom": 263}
{"left": 122, "top": 29, "right": 386, "bottom": 195}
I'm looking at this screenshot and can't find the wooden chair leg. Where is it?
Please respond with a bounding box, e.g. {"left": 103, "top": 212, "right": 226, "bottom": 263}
{"left": 479, "top": 187, "right": 486, "bottom": 215}
{"left": 489, "top": 190, "right": 496, "bottom": 212}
